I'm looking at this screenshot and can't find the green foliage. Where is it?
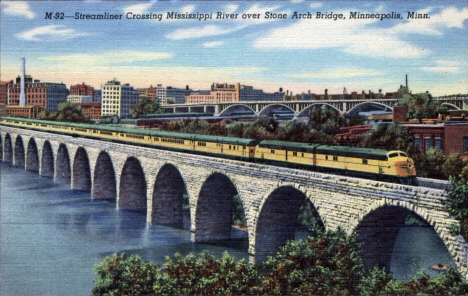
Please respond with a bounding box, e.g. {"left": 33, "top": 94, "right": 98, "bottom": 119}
{"left": 279, "top": 121, "right": 311, "bottom": 142}
{"left": 129, "top": 96, "right": 162, "bottom": 119}
{"left": 155, "top": 251, "right": 261, "bottom": 296}
{"left": 296, "top": 200, "right": 324, "bottom": 228}
{"left": 92, "top": 253, "right": 160, "bottom": 296}
{"left": 361, "top": 123, "right": 414, "bottom": 152}
{"left": 308, "top": 105, "right": 340, "bottom": 136}
{"left": 262, "top": 226, "right": 364, "bottom": 295}
{"left": 445, "top": 178, "right": 468, "bottom": 240}
{"left": 398, "top": 93, "right": 447, "bottom": 123}
{"left": 442, "top": 153, "right": 466, "bottom": 180}
{"left": 231, "top": 194, "right": 246, "bottom": 226}
{"left": 39, "top": 102, "right": 88, "bottom": 123}
{"left": 417, "top": 148, "right": 446, "bottom": 179}
{"left": 100, "top": 115, "right": 120, "bottom": 124}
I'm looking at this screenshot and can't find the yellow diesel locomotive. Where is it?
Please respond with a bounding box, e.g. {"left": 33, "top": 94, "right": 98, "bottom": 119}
{"left": 0, "top": 117, "right": 418, "bottom": 185}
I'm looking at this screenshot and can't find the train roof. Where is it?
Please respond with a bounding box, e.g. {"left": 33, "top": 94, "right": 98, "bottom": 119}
{"left": 1, "top": 117, "right": 259, "bottom": 146}
{"left": 316, "top": 145, "right": 389, "bottom": 160}
{"left": 258, "top": 140, "right": 321, "bottom": 153}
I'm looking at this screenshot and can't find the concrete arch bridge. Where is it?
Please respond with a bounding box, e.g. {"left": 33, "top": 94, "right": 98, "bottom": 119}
{"left": 1, "top": 125, "right": 468, "bottom": 278}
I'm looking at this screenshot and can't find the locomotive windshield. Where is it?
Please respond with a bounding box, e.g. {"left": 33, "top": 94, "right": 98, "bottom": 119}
{"left": 400, "top": 152, "right": 407, "bottom": 157}
{"left": 388, "top": 152, "right": 399, "bottom": 158}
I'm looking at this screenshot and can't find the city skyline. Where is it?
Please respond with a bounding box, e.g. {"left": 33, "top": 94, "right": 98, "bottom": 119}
{"left": 1, "top": 1, "right": 467, "bottom": 96}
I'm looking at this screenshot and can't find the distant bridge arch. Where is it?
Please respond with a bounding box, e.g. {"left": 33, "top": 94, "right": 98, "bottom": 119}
{"left": 258, "top": 104, "right": 295, "bottom": 117}
{"left": 296, "top": 103, "right": 342, "bottom": 118}
{"left": 218, "top": 104, "right": 256, "bottom": 117}
{"left": 346, "top": 101, "right": 393, "bottom": 117}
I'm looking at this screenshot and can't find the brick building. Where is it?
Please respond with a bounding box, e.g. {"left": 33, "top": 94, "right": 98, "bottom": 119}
{"left": 0, "top": 81, "right": 12, "bottom": 104}
{"left": 9, "top": 77, "right": 69, "bottom": 112}
{"left": 0, "top": 104, "right": 44, "bottom": 118}
{"left": 70, "top": 82, "right": 94, "bottom": 96}
{"left": 77, "top": 103, "right": 101, "bottom": 120}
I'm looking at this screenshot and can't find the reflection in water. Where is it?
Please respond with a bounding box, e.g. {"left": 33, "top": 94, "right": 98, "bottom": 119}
{"left": 0, "top": 163, "right": 457, "bottom": 295}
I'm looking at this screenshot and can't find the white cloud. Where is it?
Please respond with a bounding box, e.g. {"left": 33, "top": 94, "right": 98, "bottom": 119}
{"left": 225, "top": 5, "right": 239, "bottom": 13}
{"left": 181, "top": 5, "right": 195, "bottom": 14}
{"left": 288, "top": 68, "right": 385, "bottom": 79}
{"left": 122, "top": 2, "right": 154, "bottom": 14}
{"left": 253, "top": 10, "right": 428, "bottom": 58}
{"left": 38, "top": 51, "right": 173, "bottom": 65}
{"left": 165, "top": 4, "right": 283, "bottom": 40}
{"left": 390, "top": 7, "right": 468, "bottom": 35}
{"left": 203, "top": 41, "right": 223, "bottom": 48}
{"left": 165, "top": 25, "right": 236, "bottom": 40}
{"left": 309, "top": 2, "right": 323, "bottom": 9}
{"left": 15, "top": 25, "right": 93, "bottom": 41}
{"left": 422, "top": 60, "right": 463, "bottom": 74}
{"left": 2, "top": 1, "right": 35, "bottom": 19}
{"left": 291, "top": 0, "right": 305, "bottom": 3}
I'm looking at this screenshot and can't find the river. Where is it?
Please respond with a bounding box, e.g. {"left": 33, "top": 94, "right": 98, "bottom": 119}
{"left": 0, "top": 163, "right": 455, "bottom": 295}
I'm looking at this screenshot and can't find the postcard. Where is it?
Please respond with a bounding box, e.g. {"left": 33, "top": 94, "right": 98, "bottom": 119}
{"left": 1, "top": 1, "right": 467, "bottom": 295}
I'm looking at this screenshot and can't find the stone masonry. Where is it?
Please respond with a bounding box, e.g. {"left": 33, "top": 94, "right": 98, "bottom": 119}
{"left": 1, "top": 125, "right": 468, "bottom": 278}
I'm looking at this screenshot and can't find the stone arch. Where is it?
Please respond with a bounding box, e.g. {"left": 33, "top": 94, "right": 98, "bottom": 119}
{"left": 56, "top": 143, "right": 71, "bottom": 184}
{"left": 72, "top": 147, "right": 91, "bottom": 191}
{"left": 14, "top": 135, "right": 25, "bottom": 167}
{"left": 152, "top": 163, "right": 187, "bottom": 228}
{"left": 93, "top": 151, "right": 116, "bottom": 201}
{"left": 119, "top": 156, "right": 147, "bottom": 212}
{"left": 3, "top": 133, "right": 12, "bottom": 163}
{"left": 254, "top": 186, "right": 312, "bottom": 265}
{"left": 41, "top": 141, "right": 54, "bottom": 177}
{"left": 26, "top": 138, "right": 39, "bottom": 172}
{"left": 194, "top": 173, "right": 241, "bottom": 242}
{"left": 354, "top": 203, "right": 456, "bottom": 274}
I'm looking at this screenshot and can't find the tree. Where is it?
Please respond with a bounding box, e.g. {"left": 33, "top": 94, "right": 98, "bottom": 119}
{"left": 92, "top": 253, "right": 160, "bottom": 296}
{"left": 417, "top": 148, "right": 446, "bottom": 179}
{"left": 155, "top": 251, "right": 261, "bottom": 296}
{"left": 398, "top": 93, "right": 447, "bottom": 123}
{"left": 262, "top": 226, "right": 364, "bottom": 295}
{"left": 442, "top": 153, "right": 466, "bottom": 180}
{"left": 445, "top": 178, "right": 468, "bottom": 240}
{"left": 37, "top": 102, "right": 88, "bottom": 123}
{"left": 129, "top": 96, "right": 162, "bottom": 119}
{"left": 308, "top": 105, "right": 340, "bottom": 135}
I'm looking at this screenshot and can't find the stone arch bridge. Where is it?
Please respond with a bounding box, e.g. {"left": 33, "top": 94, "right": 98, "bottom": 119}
{"left": 1, "top": 125, "right": 468, "bottom": 277}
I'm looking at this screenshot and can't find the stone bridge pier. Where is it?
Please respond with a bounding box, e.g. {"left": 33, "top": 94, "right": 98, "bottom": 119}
{"left": 2, "top": 126, "right": 468, "bottom": 279}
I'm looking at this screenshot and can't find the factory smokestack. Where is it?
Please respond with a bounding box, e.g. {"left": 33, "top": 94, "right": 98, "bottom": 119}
{"left": 20, "top": 58, "right": 26, "bottom": 106}
{"left": 406, "top": 74, "right": 408, "bottom": 89}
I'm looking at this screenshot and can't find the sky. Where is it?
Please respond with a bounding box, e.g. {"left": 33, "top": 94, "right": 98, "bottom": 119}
{"left": 1, "top": 0, "right": 467, "bottom": 96}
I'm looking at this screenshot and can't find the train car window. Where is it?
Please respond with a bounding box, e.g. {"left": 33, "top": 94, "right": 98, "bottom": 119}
{"left": 271, "top": 149, "right": 275, "bottom": 154}
{"left": 362, "top": 159, "right": 368, "bottom": 164}
{"left": 243, "top": 146, "right": 246, "bottom": 149}
{"left": 388, "top": 152, "right": 399, "bottom": 158}
{"left": 293, "top": 152, "right": 297, "bottom": 156}
{"left": 333, "top": 156, "right": 338, "bottom": 161}
{"left": 325, "top": 155, "right": 328, "bottom": 160}
{"left": 302, "top": 153, "right": 304, "bottom": 157}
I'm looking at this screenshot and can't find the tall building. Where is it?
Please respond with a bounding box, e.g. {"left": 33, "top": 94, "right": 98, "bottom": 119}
{"left": 156, "top": 84, "right": 192, "bottom": 105}
{"left": 186, "top": 82, "right": 284, "bottom": 103}
{"left": 70, "top": 82, "right": 94, "bottom": 96}
{"left": 93, "top": 89, "right": 102, "bottom": 103}
{"left": 101, "top": 79, "right": 139, "bottom": 119}
{"left": 0, "top": 81, "right": 12, "bottom": 104}
{"left": 8, "top": 77, "right": 69, "bottom": 112}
